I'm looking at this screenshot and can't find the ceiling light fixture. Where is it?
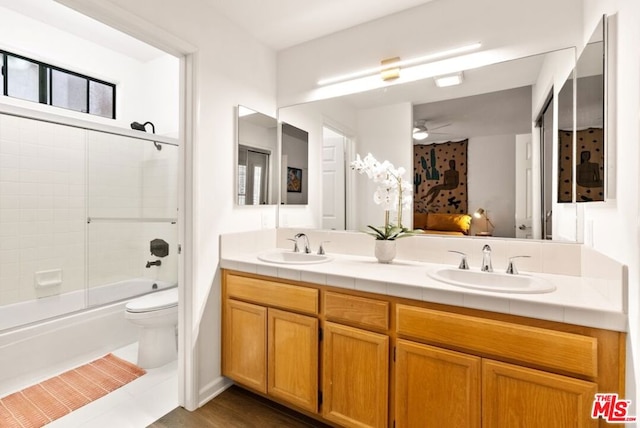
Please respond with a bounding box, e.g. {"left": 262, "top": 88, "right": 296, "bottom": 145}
{"left": 434, "top": 71, "right": 464, "bottom": 87}
{"left": 413, "top": 125, "right": 429, "bottom": 140}
{"left": 380, "top": 57, "right": 401, "bottom": 81}
{"left": 317, "top": 42, "right": 481, "bottom": 86}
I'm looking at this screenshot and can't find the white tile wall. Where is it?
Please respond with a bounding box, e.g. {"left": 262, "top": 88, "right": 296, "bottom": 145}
{"left": 275, "top": 229, "right": 587, "bottom": 276}
{"left": 1, "top": 115, "right": 86, "bottom": 305}
{"left": 0, "top": 114, "right": 178, "bottom": 310}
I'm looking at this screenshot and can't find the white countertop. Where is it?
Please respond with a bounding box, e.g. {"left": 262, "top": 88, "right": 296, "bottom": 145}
{"left": 221, "top": 249, "right": 627, "bottom": 332}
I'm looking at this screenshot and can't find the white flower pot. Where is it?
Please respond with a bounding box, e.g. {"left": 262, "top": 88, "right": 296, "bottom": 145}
{"left": 374, "top": 240, "right": 396, "bottom": 264}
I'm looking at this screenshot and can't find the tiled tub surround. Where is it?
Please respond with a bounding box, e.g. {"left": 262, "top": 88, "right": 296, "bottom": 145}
{"left": 220, "top": 228, "right": 627, "bottom": 331}
{"left": 0, "top": 112, "right": 178, "bottom": 310}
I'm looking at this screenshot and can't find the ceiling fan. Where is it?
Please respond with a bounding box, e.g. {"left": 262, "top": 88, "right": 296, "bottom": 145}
{"left": 412, "top": 119, "right": 451, "bottom": 140}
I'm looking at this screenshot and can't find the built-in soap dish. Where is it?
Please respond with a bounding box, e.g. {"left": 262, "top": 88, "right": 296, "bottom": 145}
{"left": 35, "top": 269, "right": 63, "bottom": 288}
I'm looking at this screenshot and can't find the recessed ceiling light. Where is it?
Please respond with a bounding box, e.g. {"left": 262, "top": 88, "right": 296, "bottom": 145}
{"left": 434, "top": 71, "right": 464, "bottom": 87}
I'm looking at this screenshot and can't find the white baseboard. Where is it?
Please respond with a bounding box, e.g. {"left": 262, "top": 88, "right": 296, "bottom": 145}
{"left": 198, "top": 376, "right": 233, "bottom": 407}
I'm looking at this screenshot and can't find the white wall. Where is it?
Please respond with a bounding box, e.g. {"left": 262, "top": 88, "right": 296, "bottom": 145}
{"left": 467, "top": 134, "right": 516, "bottom": 237}
{"left": 582, "top": 0, "right": 640, "bottom": 411}
{"left": 355, "top": 103, "right": 413, "bottom": 230}
{"left": 277, "top": 0, "right": 583, "bottom": 106}
{"left": 128, "top": 54, "right": 181, "bottom": 137}
{"left": 0, "top": 5, "right": 179, "bottom": 135}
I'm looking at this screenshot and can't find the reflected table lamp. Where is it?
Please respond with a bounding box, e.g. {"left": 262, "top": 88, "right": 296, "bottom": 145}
{"left": 474, "top": 208, "right": 495, "bottom": 236}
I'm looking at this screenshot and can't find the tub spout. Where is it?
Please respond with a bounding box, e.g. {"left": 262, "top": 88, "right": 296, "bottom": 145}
{"left": 146, "top": 260, "right": 162, "bottom": 268}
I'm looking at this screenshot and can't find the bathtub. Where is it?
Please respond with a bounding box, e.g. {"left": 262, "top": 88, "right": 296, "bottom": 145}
{"left": 0, "top": 278, "right": 177, "bottom": 391}
{"left": 0, "top": 278, "right": 176, "bottom": 331}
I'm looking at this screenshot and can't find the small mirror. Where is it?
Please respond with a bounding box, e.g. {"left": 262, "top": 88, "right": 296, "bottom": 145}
{"left": 281, "top": 122, "right": 309, "bottom": 205}
{"left": 236, "top": 106, "right": 278, "bottom": 205}
{"left": 574, "top": 17, "right": 605, "bottom": 202}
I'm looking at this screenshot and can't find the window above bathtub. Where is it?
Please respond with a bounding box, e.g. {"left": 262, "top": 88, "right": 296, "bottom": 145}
{"left": 1, "top": 50, "right": 115, "bottom": 119}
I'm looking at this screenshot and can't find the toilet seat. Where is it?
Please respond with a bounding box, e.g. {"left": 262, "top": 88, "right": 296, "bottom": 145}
{"left": 126, "top": 287, "right": 178, "bottom": 313}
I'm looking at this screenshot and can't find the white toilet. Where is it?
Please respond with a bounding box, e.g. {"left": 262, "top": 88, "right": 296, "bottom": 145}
{"left": 125, "top": 287, "right": 179, "bottom": 369}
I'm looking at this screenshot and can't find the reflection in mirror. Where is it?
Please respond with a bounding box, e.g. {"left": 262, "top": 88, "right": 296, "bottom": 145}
{"left": 236, "top": 106, "right": 278, "bottom": 205}
{"left": 278, "top": 48, "right": 578, "bottom": 240}
{"left": 412, "top": 87, "right": 532, "bottom": 238}
{"left": 281, "top": 122, "right": 309, "bottom": 205}
{"left": 575, "top": 17, "right": 605, "bottom": 202}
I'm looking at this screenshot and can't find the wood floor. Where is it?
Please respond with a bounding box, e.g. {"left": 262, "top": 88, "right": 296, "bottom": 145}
{"left": 148, "top": 385, "right": 331, "bottom": 428}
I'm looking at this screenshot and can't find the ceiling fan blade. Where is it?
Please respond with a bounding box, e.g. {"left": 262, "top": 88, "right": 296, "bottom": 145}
{"left": 428, "top": 122, "right": 452, "bottom": 131}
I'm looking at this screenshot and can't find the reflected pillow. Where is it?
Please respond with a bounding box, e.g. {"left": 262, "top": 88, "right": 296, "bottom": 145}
{"left": 425, "top": 213, "right": 472, "bottom": 235}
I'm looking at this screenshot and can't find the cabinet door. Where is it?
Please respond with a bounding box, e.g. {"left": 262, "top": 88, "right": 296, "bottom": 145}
{"left": 322, "top": 321, "right": 389, "bottom": 428}
{"left": 267, "top": 308, "right": 319, "bottom": 413}
{"left": 222, "top": 299, "right": 267, "bottom": 393}
{"left": 395, "top": 340, "right": 481, "bottom": 428}
{"left": 483, "top": 359, "right": 598, "bottom": 428}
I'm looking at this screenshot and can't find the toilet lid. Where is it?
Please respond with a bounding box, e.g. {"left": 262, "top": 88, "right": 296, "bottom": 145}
{"left": 126, "top": 287, "right": 178, "bottom": 313}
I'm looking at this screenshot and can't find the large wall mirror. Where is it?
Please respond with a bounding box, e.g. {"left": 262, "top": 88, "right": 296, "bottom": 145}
{"left": 279, "top": 47, "right": 586, "bottom": 241}
{"left": 236, "top": 106, "right": 279, "bottom": 205}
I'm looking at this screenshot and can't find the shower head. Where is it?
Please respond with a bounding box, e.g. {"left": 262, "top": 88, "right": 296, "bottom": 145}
{"left": 130, "top": 121, "right": 162, "bottom": 151}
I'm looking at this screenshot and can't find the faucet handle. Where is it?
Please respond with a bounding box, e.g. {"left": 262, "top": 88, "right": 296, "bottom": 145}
{"left": 448, "top": 250, "right": 469, "bottom": 270}
{"left": 506, "top": 255, "right": 531, "bottom": 275}
{"left": 318, "top": 241, "right": 330, "bottom": 255}
{"left": 287, "top": 238, "right": 299, "bottom": 253}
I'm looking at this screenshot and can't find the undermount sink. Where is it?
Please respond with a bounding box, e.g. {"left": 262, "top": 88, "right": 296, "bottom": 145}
{"left": 427, "top": 267, "right": 556, "bottom": 294}
{"left": 257, "top": 250, "right": 332, "bottom": 265}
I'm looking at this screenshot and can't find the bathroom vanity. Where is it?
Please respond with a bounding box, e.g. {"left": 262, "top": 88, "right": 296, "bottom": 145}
{"left": 220, "top": 230, "right": 627, "bottom": 428}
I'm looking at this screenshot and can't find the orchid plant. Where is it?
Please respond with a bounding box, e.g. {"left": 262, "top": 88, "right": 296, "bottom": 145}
{"left": 350, "top": 153, "right": 420, "bottom": 240}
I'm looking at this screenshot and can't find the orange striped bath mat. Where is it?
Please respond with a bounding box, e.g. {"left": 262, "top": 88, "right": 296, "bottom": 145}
{"left": 0, "top": 353, "right": 145, "bottom": 427}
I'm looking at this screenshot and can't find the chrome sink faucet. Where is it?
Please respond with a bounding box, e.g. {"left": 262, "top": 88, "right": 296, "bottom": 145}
{"left": 294, "top": 233, "right": 311, "bottom": 254}
{"left": 481, "top": 244, "right": 493, "bottom": 272}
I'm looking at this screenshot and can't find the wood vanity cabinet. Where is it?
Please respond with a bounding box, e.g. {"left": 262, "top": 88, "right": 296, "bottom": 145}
{"left": 222, "top": 270, "right": 625, "bottom": 428}
{"left": 395, "top": 304, "right": 605, "bottom": 428}
{"left": 223, "top": 299, "right": 268, "bottom": 393}
{"left": 482, "top": 359, "right": 597, "bottom": 428}
{"left": 395, "top": 339, "right": 481, "bottom": 428}
{"left": 222, "top": 272, "right": 319, "bottom": 413}
{"left": 322, "top": 292, "right": 390, "bottom": 428}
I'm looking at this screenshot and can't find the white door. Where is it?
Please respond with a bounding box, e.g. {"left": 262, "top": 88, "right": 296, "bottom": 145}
{"left": 515, "top": 134, "right": 533, "bottom": 239}
{"left": 322, "top": 127, "right": 346, "bottom": 230}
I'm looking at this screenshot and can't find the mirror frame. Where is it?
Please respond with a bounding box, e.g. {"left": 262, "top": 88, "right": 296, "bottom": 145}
{"left": 574, "top": 15, "right": 606, "bottom": 203}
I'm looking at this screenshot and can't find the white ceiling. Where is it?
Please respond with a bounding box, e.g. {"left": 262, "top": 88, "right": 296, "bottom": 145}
{"left": 0, "top": 0, "right": 167, "bottom": 62}
{"left": 1, "top": 0, "right": 439, "bottom": 60}
{"left": 206, "top": 0, "right": 438, "bottom": 50}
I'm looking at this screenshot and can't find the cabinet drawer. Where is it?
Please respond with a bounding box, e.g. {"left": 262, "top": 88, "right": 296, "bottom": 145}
{"left": 225, "top": 273, "right": 319, "bottom": 315}
{"left": 324, "top": 291, "right": 389, "bottom": 330}
{"left": 396, "top": 304, "right": 598, "bottom": 378}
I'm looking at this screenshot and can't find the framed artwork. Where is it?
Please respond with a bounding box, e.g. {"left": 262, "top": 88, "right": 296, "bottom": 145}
{"left": 413, "top": 140, "right": 468, "bottom": 214}
{"left": 287, "top": 167, "right": 302, "bottom": 193}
